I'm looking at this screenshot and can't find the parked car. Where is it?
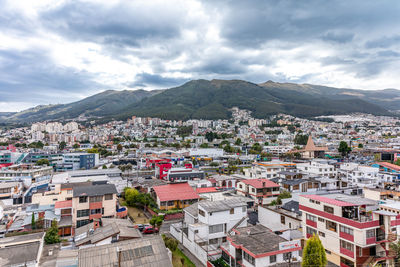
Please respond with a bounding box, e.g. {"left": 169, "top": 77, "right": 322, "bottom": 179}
{"left": 136, "top": 224, "right": 145, "bottom": 231}
{"left": 143, "top": 226, "right": 158, "bottom": 234}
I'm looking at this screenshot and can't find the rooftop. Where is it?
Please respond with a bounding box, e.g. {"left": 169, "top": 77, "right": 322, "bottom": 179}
{"left": 198, "top": 198, "right": 246, "bottom": 213}
{"left": 229, "top": 224, "right": 288, "bottom": 256}
{"left": 78, "top": 236, "right": 172, "bottom": 267}
{"left": 240, "top": 179, "right": 280, "bottom": 188}
{"left": 73, "top": 183, "right": 117, "bottom": 197}
{"left": 153, "top": 182, "right": 199, "bottom": 202}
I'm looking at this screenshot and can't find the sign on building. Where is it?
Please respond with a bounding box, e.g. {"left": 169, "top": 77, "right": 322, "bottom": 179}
{"left": 279, "top": 240, "right": 301, "bottom": 250}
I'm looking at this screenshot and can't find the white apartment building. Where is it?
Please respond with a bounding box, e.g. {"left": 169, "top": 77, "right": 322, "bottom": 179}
{"left": 170, "top": 198, "right": 248, "bottom": 265}
{"left": 244, "top": 161, "right": 296, "bottom": 179}
{"left": 297, "top": 160, "right": 336, "bottom": 178}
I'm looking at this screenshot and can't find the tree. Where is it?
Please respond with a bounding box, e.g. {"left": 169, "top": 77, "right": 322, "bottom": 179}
{"left": 338, "top": 141, "right": 351, "bottom": 157}
{"left": 102, "top": 164, "right": 108, "bottom": 169}
{"left": 36, "top": 159, "right": 50, "bottom": 166}
{"left": 117, "top": 144, "right": 123, "bottom": 152}
{"left": 277, "top": 190, "right": 292, "bottom": 204}
{"left": 390, "top": 239, "right": 400, "bottom": 266}
{"left": 200, "top": 143, "right": 209, "bottom": 148}
{"left": 44, "top": 220, "right": 60, "bottom": 244}
{"left": 302, "top": 234, "right": 327, "bottom": 267}
{"left": 294, "top": 134, "right": 308, "bottom": 145}
{"left": 124, "top": 188, "right": 139, "bottom": 206}
{"left": 235, "top": 138, "right": 242, "bottom": 146}
{"left": 87, "top": 148, "right": 99, "bottom": 154}
{"left": 150, "top": 215, "right": 163, "bottom": 228}
{"left": 358, "top": 143, "right": 364, "bottom": 148}
{"left": 73, "top": 143, "right": 80, "bottom": 149}
{"left": 59, "top": 141, "right": 67, "bottom": 150}
{"left": 31, "top": 213, "right": 36, "bottom": 230}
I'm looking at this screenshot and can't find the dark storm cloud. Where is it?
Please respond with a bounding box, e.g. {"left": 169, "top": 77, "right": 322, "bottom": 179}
{"left": 129, "top": 73, "right": 189, "bottom": 88}
{"left": 1, "top": 0, "right": 400, "bottom": 111}
{"left": 0, "top": 49, "right": 103, "bottom": 103}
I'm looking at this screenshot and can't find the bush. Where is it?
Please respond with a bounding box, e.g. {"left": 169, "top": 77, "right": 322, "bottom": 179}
{"left": 44, "top": 220, "right": 60, "bottom": 244}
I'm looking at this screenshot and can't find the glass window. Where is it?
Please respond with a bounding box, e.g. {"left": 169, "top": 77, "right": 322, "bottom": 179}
{"left": 243, "top": 251, "right": 255, "bottom": 265}
{"left": 340, "top": 225, "right": 354, "bottom": 235}
{"left": 306, "top": 227, "right": 317, "bottom": 236}
{"left": 324, "top": 205, "right": 334, "bottom": 214}
{"left": 104, "top": 194, "right": 113, "bottom": 200}
{"left": 79, "top": 196, "right": 87, "bottom": 203}
{"left": 306, "top": 213, "right": 316, "bottom": 222}
{"left": 281, "top": 215, "right": 286, "bottom": 224}
{"left": 319, "top": 231, "right": 325, "bottom": 237}
{"left": 199, "top": 209, "right": 205, "bottom": 217}
{"left": 209, "top": 224, "right": 224, "bottom": 234}
{"left": 77, "top": 209, "right": 89, "bottom": 217}
{"left": 326, "top": 220, "right": 337, "bottom": 232}
{"left": 318, "top": 217, "right": 325, "bottom": 222}
{"left": 366, "top": 229, "right": 375, "bottom": 238}
{"left": 230, "top": 208, "right": 235, "bottom": 214}
{"left": 270, "top": 255, "right": 276, "bottom": 263}
{"left": 340, "top": 240, "right": 354, "bottom": 251}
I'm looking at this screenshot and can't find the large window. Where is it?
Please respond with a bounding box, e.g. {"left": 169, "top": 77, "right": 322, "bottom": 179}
{"left": 77, "top": 219, "right": 90, "bottom": 228}
{"left": 209, "top": 224, "right": 224, "bottom": 234}
{"left": 326, "top": 220, "right": 337, "bottom": 232}
{"left": 306, "top": 227, "right": 317, "bottom": 236}
{"left": 243, "top": 251, "right": 255, "bottom": 265}
{"left": 340, "top": 240, "right": 354, "bottom": 251}
{"left": 270, "top": 255, "right": 276, "bottom": 263}
{"left": 324, "top": 205, "right": 334, "bottom": 214}
{"left": 104, "top": 194, "right": 113, "bottom": 200}
{"left": 77, "top": 209, "right": 89, "bottom": 217}
{"left": 366, "top": 229, "right": 375, "bottom": 238}
{"left": 340, "top": 225, "right": 354, "bottom": 235}
{"left": 90, "top": 208, "right": 102, "bottom": 215}
{"left": 306, "top": 213, "right": 316, "bottom": 222}
{"left": 79, "top": 196, "right": 87, "bottom": 203}
{"left": 89, "top": 196, "right": 102, "bottom": 203}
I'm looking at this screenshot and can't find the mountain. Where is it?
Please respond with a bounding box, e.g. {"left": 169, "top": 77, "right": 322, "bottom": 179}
{"left": 4, "top": 89, "right": 160, "bottom": 123}
{"left": 118, "top": 79, "right": 391, "bottom": 120}
{"left": 1, "top": 79, "right": 398, "bottom": 123}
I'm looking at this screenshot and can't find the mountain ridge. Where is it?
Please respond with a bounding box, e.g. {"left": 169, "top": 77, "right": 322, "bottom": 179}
{"left": 1, "top": 79, "right": 399, "bottom": 123}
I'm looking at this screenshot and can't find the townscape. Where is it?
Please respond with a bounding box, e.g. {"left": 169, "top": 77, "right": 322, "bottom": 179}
{"left": 0, "top": 108, "right": 399, "bottom": 266}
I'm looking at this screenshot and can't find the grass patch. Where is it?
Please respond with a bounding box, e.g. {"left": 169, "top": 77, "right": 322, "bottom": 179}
{"left": 119, "top": 198, "right": 149, "bottom": 224}
{"left": 172, "top": 248, "right": 196, "bottom": 267}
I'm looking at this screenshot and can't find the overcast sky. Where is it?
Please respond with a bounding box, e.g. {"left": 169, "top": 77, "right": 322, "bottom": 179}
{"left": 1, "top": 0, "right": 400, "bottom": 112}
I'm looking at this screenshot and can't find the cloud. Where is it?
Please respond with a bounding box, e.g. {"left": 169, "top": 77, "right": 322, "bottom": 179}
{"left": 0, "top": 0, "right": 400, "bottom": 112}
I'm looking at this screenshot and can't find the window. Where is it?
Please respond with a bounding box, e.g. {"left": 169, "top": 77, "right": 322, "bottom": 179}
{"left": 242, "top": 206, "right": 246, "bottom": 212}
{"left": 340, "top": 240, "right": 354, "bottom": 251}
{"left": 230, "top": 208, "right": 235, "bottom": 214}
{"left": 209, "top": 224, "right": 224, "bottom": 234}
{"left": 366, "top": 229, "right": 375, "bottom": 238}
{"left": 77, "top": 219, "right": 90, "bottom": 228}
{"left": 79, "top": 196, "right": 88, "bottom": 203}
{"left": 326, "top": 220, "right": 337, "bottom": 232}
{"left": 252, "top": 188, "right": 255, "bottom": 193}
{"left": 160, "top": 201, "right": 166, "bottom": 206}
{"left": 318, "top": 217, "right": 325, "bottom": 222}
{"left": 306, "top": 213, "right": 316, "bottom": 222}
{"left": 319, "top": 231, "right": 325, "bottom": 237}
{"left": 283, "top": 252, "right": 292, "bottom": 261}
{"left": 340, "top": 257, "right": 354, "bottom": 267}
{"left": 340, "top": 225, "right": 354, "bottom": 235}
{"left": 306, "top": 227, "right": 317, "bottom": 236}
{"left": 90, "top": 208, "right": 102, "bottom": 215}
{"left": 89, "top": 195, "right": 102, "bottom": 203}
{"left": 167, "top": 201, "right": 174, "bottom": 206}
{"left": 325, "top": 249, "right": 331, "bottom": 255}
{"left": 270, "top": 255, "right": 276, "bottom": 263}
{"left": 243, "top": 251, "right": 255, "bottom": 265}
{"left": 281, "top": 215, "right": 286, "bottom": 224}
{"left": 324, "top": 205, "right": 334, "bottom": 214}
{"left": 77, "top": 209, "right": 89, "bottom": 217}
{"left": 315, "top": 201, "right": 321, "bottom": 205}
{"left": 104, "top": 194, "right": 113, "bottom": 200}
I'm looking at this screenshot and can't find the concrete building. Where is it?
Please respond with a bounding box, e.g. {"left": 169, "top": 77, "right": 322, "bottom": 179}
{"left": 152, "top": 182, "right": 199, "bottom": 210}
{"left": 170, "top": 198, "right": 248, "bottom": 265}
{"left": 236, "top": 179, "right": 280, "bottom": 205}
{"left": 299, "top": 193, "right": 396, "bottom": 267}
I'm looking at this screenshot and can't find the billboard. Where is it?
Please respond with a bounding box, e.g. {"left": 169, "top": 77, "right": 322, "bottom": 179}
{"left": 278, "top": 240, "right": 301, "bottom": 250}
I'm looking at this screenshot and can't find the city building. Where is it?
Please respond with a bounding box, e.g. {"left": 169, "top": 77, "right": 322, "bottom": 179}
{"left": 236, "top": 179, "right": 280, "bottom": 205}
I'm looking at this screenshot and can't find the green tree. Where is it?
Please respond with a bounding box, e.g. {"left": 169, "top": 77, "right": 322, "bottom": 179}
{"left": 358, "top": 143, "right": 364, "bottom": 148}
{"left": 294, "top": 134, "right": 308, "bottom": 145}
{"left": 73, "top": 143, "right": 80, "bottom": 149}
{"left": 31, "top": 213, "right": 36, "bottom": 230}
{"left": 59, "top": 141, "right": 67, "bottom": 150}
{"left": 124, "top": 188, "right": 139, "bottom": 206}
{"left": 235, "top": 138, "right": 242, "bottom": 146}
{"left": 277, "top": 190, "right": 292, "bottom": 204}
{"left": 338, "top": 141, "right": 351, "bottom": 157}
{"left": 87, "top": 148, "right": 99, "bottom": 154}
{"left": 200, "top": 143, "right": 209, "bottom": 148}
{"left": 44, "top": 220, "right": 60, "bottom": 244}
{"left": 102, "top": 164, "right": 108, "bottom": 169}
{"left": 117, "top": 143, "right": 123, "bottom": 152}
{"left": 390, "top": 239, "right": 400, "bottom": 266}
{"left": 302, "top": 234, "right": 327, "bottom": 267}
{"left": 150, "top": 215, "right": 164, "bottom": 228}
{"left": 36, "top": 159, "right": 50, "bottom": 166}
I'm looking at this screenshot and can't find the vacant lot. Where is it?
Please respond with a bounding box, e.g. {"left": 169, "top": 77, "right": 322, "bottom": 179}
{"left": 119, "top": 199, "right": 149, "bottom": 224}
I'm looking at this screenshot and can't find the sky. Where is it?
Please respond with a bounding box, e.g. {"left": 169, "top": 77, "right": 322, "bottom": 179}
{"left": 1, "top": 0, "right": 400, "bottom": 112}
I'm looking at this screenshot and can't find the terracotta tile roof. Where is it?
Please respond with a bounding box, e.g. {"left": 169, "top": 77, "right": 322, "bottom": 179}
{"left": 304, "top": 136, "right": 328, "bottom": 151}
{"left": 240, "top": 179, "right": 280, "bottom": 189}
{"left": 302, "top": 195, "right": 354, "bottom": 207}
{"left": 196, "top": 187, "right": 219, "bottom": 193}
{"left": 153, "top": 183, "right": 199, "bottom": 202}
{"left": 377, "top": 162, "right": 400, "bottom": 172}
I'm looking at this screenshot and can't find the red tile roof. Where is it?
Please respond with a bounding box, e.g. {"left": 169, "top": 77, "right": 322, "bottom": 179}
{"left": 377, "top": 162, "right": 400, "bottom": 172}
{"left": 240, "top": 179, "right": 280, "bottom": 189}
{"left": 196, "top": 187, "right": 219, "bottom": 193}
{"left": 55, "top": 200, "right": 72, "bottom": 209}
{"left": 302, "top": 195, "right": 354, "bottom": 207}
{"left": 153, "top": 183, "right": 200, "bottom": 202}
